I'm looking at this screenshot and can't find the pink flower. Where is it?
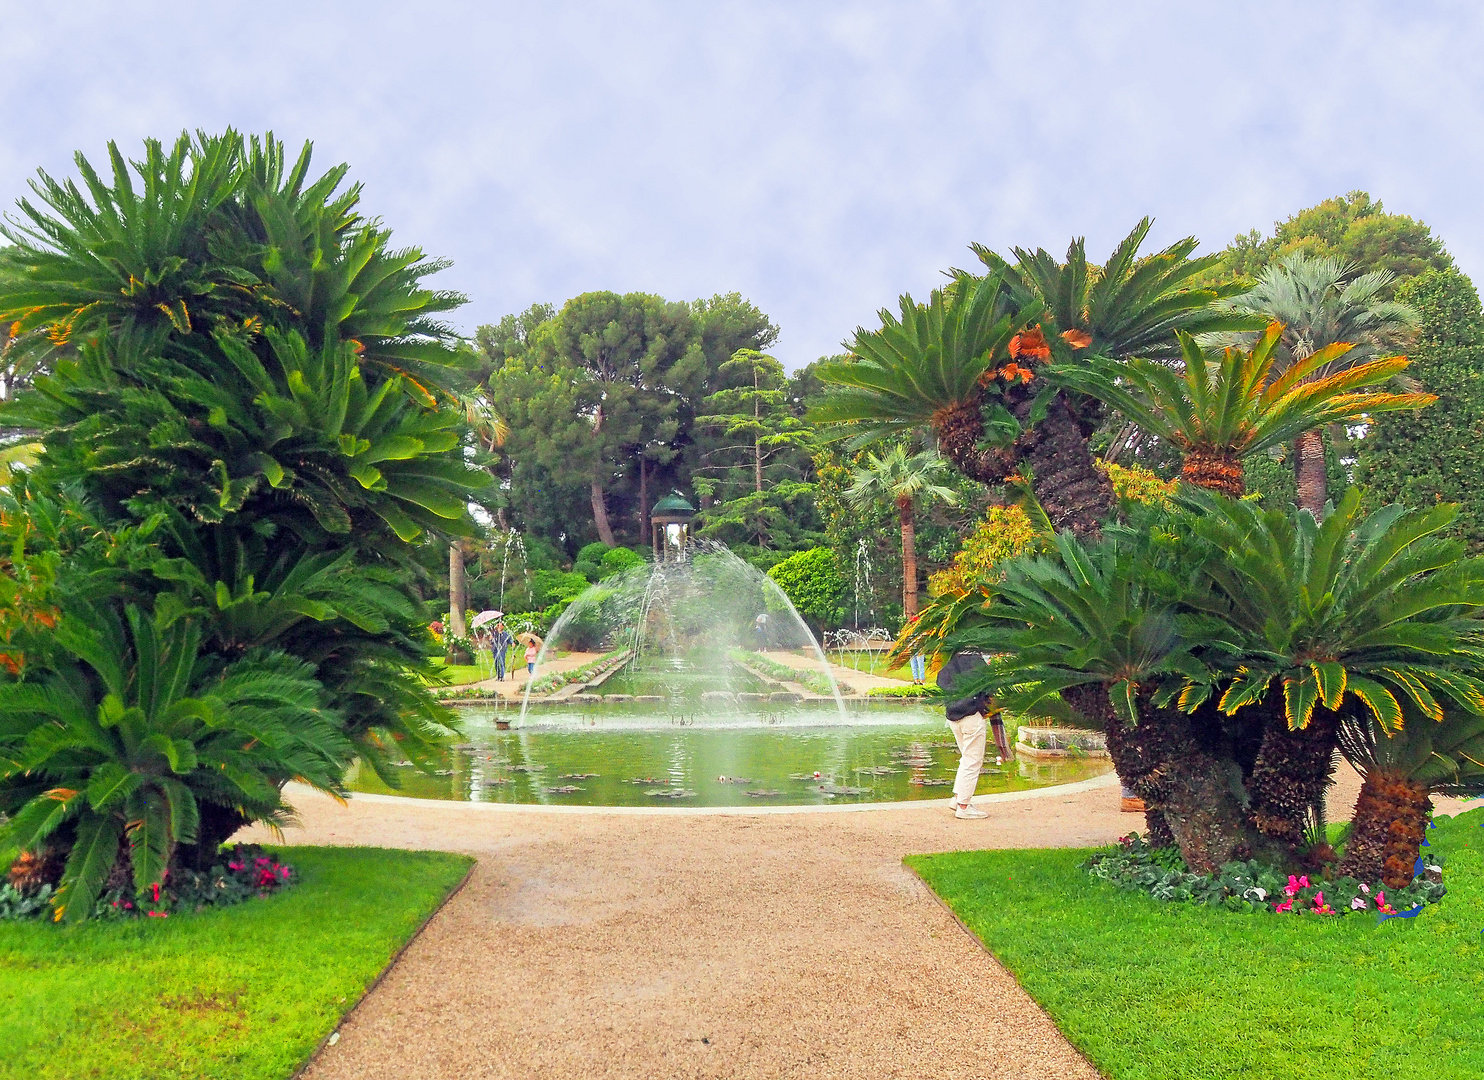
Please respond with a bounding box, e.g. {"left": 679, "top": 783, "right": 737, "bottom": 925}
{"left": 1312, "top": 891, "right": 1326, "bottom": 908}
{"left": 1275, "top": 900, "right": 1293, "bottom": 913}
{"left": 1350, "top": 897, "right": 1367, "bottom": 911}
{"left": 147, "top": 911, "right": 168, "bottom": 918}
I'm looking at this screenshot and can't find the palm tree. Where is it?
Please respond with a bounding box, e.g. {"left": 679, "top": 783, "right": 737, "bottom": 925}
{"left": 1058, "top": 322, "right": 1435, "bottom": 496}
{"left": 1179, "top": 489, "right": 1484, "bottom": 851}
{"left": 947, "top": 526, "right": 1259, "bottom": 870}
{"left": 1212, "top": 254, "right": 1420, "bottom": 512}
{"left": 815, "top": 221, "right": 1255, "bottom": 537}
{"left": 843, "top": 447, "right": 958, "bottom": 620}
{"left": 1336, "top": 708, "right": 1484, "bottom": 887}
{"left": 0, "top": 604, "right": 348, "bottom": 921}
{"left": 811, "top": 272, "right": 1028, "bottom": 483}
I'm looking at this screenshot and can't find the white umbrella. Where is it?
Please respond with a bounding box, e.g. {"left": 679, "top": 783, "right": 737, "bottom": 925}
{"left": 470, "top": 610, "right": 503, "bottom": 629}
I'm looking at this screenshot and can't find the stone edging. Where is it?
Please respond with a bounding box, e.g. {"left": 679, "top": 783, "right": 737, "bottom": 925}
{"left": 315, "top": 770, "right": 1121, "bottom": 817}
{"left": 288, "top": 858, "right": 478, "bottom": 1079}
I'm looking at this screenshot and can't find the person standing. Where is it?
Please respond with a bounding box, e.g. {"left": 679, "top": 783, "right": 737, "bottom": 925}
{"left": 910, "top": 652, "right": 926, "bottom": 684}
{"left": 936, "top": 650, "right": 1009, "bottom": 819}
{"left": 492, "top": 619, "right": 513, "bottom": 680}
{"left": 525, "top": 637, "right": 539, "bottom": 675}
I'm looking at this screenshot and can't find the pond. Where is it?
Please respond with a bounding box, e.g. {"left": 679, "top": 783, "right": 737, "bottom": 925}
{"left": 346, "top": 704, "right": 1114, "bottom": 807}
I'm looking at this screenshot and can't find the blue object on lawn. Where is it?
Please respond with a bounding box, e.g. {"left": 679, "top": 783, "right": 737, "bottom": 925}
{"left": 1377, "top": 906, "right": 1422, "bottom": 923}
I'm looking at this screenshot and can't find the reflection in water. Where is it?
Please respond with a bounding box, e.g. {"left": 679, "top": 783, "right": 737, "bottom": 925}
{"left": 348, "top": 707, "right": 1113, "bottom": 807}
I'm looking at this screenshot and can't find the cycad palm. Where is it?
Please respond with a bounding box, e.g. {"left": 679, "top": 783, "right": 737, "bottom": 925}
{"left": 0, "top": 604, "right": 348, "bottom": 921}
{"left": 1335, "top": 707, "right": 1484, "bottom": 886}
{"left": 1212, "top": 254, "right": 1420, "bottom": 511}
{"left": 1058, "top": 322, "right": 1435, "bottom": 496}
{"left": 1177, "top": 488, "right": 1484, "bottom": 848}
{"left": 843, "top": 447, "right": 958, "bottom": 619}
{"left": 811, "top": 272, "right": 1027, "bottom": 482}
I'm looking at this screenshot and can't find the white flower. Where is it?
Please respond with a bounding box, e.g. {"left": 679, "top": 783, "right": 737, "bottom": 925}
{"left": 1359, "top": 883, "right": 1370, "bottom": 893}
{"left": 1350, "top": 897, "right": 1367, "bottom": 910}
{"left": 1252, "top": 887, "right": 1267, "bottom": 901}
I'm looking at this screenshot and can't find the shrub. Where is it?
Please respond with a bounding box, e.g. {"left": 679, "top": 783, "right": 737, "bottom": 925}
{"left": 766, "top": 547, "right": 846, "bottom": 630}
{"left": 573, "top": 559, "right": 602, "bottom": 582}
{"left": 576, "top": 541, "right": 611, "bottom": 566}
{"left": 600, "top": 546, "right": 646, "bottom": 577}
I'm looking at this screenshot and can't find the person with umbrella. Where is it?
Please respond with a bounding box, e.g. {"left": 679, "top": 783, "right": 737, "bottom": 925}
{"left": 518, "top": 631, "right": 544, "bottom": 676}
{"left": 490, "top": 618, "right": 515, "bottom": 680}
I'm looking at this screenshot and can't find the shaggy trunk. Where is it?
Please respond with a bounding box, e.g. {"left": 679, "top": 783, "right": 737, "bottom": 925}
{"left": 1142, "top": 807, "right": 1176, "bottom": 849}
{"left": 177, "top": 802, "right": 253, "bottom": 871}
{"left": 1181, "top": 448, "right": 1245, "bottom": 498}
{"left": 898, "top": 494, "right": 918, "bottom": 620}
{"left": 1337, "top": 767, "right": 1432, "bottom": 888}
{"left": 1006, "top": 389, "right": 1113, "bottom": 539}
{"left": 1103, "top": 703, "right": 1257, "bottom": 872}
{"left": 1064, "top": 685, "right": 1256, "bottom": 869}
{"left": 931, "top": 398, "right": 1012, "bottom": 486}
{"left": 448, "top": 543, "right": 467, "bottom": 639}
{"left": 1246, "top": 705, "right": 1340, "bottom": 854}
{"left": 1294, "top": 428, "right": 1327, "bottom": 514}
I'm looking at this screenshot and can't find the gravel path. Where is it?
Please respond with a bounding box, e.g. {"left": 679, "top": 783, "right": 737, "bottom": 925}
{"left": 240, "top": 767, "right": 1481, "bottom": 1080}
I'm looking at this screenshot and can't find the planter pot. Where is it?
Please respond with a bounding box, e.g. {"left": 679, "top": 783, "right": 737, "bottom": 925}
{"left": 495, "top": 719, "right": 511, "bottom": 730}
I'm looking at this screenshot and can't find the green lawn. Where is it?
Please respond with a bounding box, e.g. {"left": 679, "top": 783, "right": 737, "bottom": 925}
{"left": 908, "top": 806, "right": 1484, "bottom": 1080}
{"left": 430, "top": 658, "right": 499, "bottom": 685}
{"left": 831, "top": 650, "right": 913, "bottom": 682}
{"left": 0, "top": 847, "right": 473, "bottom": 1080}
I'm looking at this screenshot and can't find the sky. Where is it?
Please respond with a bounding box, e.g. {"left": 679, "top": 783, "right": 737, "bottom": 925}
{"left": 2, "top": 1, "right": 1480, "bottom": 369}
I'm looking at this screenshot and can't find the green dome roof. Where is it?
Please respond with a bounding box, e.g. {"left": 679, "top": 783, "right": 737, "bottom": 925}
{"left": 651, "top": 491, "right": 696, "bottom": 516}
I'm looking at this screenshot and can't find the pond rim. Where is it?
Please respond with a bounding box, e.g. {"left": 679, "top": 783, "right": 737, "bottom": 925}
{"left": 318, "top": 770, "right": 1120, "bottom": 816}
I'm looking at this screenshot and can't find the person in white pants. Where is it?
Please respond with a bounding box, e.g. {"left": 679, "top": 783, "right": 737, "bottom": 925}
{"left": 937, "top": 650, "right": 1007, "bottom": 820}
{"left": 946, "top": 708, "right": 989, "bottom": 819}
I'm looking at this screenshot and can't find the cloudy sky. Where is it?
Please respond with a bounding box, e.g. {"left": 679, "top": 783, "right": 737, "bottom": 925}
{"left": 3, "top": 2, "right": 1478, "bottom": 368}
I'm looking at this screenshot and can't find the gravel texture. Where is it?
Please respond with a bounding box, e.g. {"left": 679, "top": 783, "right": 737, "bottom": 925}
{"left": 239, "top": 765, "right": 1480, "bottom": 1080}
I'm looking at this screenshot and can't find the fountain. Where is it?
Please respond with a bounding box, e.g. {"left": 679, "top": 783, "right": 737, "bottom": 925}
{"left": 345, "top": 539, "right": 1114, "bottom": 806}
{"left": 520, "top": 540, "right": 848, "bottom": 721}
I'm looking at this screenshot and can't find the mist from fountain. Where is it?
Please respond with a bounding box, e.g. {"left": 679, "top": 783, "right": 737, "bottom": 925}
{"left": 519, "top": 540, "right": 849, "bottom": 725}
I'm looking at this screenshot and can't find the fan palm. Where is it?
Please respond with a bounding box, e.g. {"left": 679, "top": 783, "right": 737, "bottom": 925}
{"left": 1176, "top": 488, "right": 1484, "bottom": 848}
{"left": 0, "top": 603, "right": 348, "bottom": 921}
{"left": 1211, "top": 254, "right": 1420, "bottom": 512}
{"left": 1335, "top": 707, "right": 1484, "bottom": 887}
{"left": 1057, "top": 322, "right": 1435, "bottom": 496}
{"left": 843, "top": 447, "right": 958, "bottom": 619}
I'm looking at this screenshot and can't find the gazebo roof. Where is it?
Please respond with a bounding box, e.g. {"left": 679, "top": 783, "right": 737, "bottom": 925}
{"left": 651, "top": 491, "right": 696, "bottom": 517}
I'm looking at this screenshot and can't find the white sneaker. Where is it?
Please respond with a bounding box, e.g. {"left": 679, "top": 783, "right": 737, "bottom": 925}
{"left": 954, "top": 803, "right": 988, "bottom": 819}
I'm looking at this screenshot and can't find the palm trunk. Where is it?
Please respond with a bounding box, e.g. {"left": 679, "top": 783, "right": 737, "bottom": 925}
{"left": 932, "top": 398, "right": 1013, "bottom": 485}
{"left": 1007, "top": 390, "right": 1114, "bottom": 538}
{"left": 1337, "top": 767, "right": 1432, "bottom": 887}
{"left": 1246, "top": 704, "right": 1339, "bottom": 854}
{"left": 1294, "top": 428, "right": 1327, "bottom": 514}
{"left": 1099, "top": 697, "right": 1261, "bottom": 872}
{"left": 898, "top": 494, "right": 918, "bottom": 619}
{"left": 448, "top": 542, "right": 467, "bottom": 639}
{"left": 1181, "top": 448, "right": 1244, "bottom": 497}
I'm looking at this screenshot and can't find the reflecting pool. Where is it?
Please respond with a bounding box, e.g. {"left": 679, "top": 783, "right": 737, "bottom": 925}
{"left": 347, "top": 705, "right": 1113, "bottom": 807}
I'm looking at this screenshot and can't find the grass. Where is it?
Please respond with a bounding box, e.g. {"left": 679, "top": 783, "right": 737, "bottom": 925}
{"left": 430, "top": 658, "right": 500, "bottom": 685}
{"left": 0, "top": 846, "right": 473, "bottom": 1080}
{"left": 828, "top": 650, "right": 913, "bottom": 682}
{"left": 908, "top": 806, "right": 1484, "bottom": 1080}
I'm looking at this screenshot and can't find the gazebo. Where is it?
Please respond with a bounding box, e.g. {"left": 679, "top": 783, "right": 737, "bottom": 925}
{"left": 650, "top": 491, "right": 697, "bottom": 562}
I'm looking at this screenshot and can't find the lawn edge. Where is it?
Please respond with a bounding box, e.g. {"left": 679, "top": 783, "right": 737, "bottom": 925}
{"left": 287, "top": 853, "right": 478, "bottom": 1080}
{"left": 901, "top": 856, "right": 1108, "bottom": 1080}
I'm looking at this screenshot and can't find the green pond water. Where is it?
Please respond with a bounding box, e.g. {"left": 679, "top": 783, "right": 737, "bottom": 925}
{"left": 347, "top": 705, "right": 1114, "bottom": 806}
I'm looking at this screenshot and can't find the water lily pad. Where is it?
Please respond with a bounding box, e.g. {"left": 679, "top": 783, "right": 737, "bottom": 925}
{"left": 746, "top": 789, "right": 784, "bottom": 797}
{"left": 560, "top": 773, "right": 599, "bottom": 779}
{"left": 544, "top": 785, "right": 583, "bottom": 794}
{"left": 645, "top": 788, "right": 698, "bottom": 798}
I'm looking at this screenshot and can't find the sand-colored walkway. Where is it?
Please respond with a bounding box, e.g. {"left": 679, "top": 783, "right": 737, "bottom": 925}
{"left": 759, "top": 648, "right": 910, "bottom": 695}
{"left": 241, "top": 768, "right": 1480, "bottom": 1080}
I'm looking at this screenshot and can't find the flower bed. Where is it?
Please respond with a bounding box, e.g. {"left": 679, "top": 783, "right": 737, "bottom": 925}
{"left": 526, "top": 649, "right": 626, "bottom": 696}
{"left": 1085, "top": 832, "right": 1446, "bottom": 917}
{"left": 0, "top": 845, "right": 297, "bottom": 922}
